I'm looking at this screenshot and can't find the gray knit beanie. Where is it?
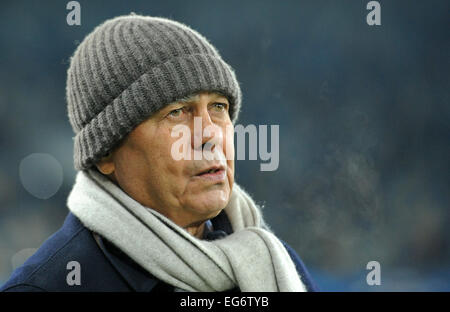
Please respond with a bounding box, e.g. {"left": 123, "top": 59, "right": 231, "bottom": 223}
{"left": 66, "top": 14, "right": 242, "bottom": 171}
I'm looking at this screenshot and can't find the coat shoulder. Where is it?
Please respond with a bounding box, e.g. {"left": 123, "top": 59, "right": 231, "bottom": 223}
{"left": 279, "top": 239, "right": 319, "bottom": 292}
{"left": 0, "top": 213, "right": 129, "bottom": 292}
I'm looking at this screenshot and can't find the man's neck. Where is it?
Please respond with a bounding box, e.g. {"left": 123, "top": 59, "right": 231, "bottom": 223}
{"left": 184, "top": 222, "right": 206, "bottom": 238}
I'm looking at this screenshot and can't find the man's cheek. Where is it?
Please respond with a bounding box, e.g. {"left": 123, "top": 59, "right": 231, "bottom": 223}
{"left": 224, "top": 124, "right": 235, "bottom": 161}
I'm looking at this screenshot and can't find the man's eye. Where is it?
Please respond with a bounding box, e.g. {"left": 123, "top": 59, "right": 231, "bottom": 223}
{"left": 168, "top": 108, "right": 184, "bottom": 117}
{"left": 212, "top": 103, "right": 228, "bottom": 112}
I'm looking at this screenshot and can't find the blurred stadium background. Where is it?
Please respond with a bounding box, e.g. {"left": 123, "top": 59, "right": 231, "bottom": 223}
{"left": 0, "top": 0, "right": 449, "bottom": 291}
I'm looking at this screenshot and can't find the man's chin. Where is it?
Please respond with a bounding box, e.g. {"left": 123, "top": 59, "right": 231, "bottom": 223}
{"left": 186, "top": 190, "right": 230, "bottom": 217}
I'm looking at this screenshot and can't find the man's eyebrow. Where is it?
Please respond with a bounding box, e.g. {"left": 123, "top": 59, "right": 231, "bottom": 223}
{"left": 213, "top": 95, "right": 229, "bottom": 102}
{"left": 176, "top": 92, "right": 229, "bottom": 104}
{"left": 210, "top": 92, "right": 229, "bottom": 101}
{"left": 177, "top": 94, "right": 200, "bottom": 103}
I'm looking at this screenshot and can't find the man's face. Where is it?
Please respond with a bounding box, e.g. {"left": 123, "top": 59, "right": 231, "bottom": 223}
{"left": 97, "top": 92, "right": 234, "bottom": 229}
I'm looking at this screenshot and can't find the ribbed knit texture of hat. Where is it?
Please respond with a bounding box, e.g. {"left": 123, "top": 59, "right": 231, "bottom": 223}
{"left": 66, "top": 14, "right": 242, "bottom": 171}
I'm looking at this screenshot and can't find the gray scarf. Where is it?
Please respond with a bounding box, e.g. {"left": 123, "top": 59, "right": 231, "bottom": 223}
{"left": 67, "top": 169, "right": 306, "bottom": 292}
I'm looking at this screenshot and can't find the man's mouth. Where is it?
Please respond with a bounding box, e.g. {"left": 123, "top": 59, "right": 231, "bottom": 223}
{"left": 194, "top": 165, "right": 227, "bottom": 182}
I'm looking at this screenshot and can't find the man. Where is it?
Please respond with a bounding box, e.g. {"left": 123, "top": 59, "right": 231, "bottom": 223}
{"left": 1, "top": 14, "right": 317, "bottom": 292}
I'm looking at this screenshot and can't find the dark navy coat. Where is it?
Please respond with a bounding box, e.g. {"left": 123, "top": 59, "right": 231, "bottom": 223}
{"left": 1, "top": 211, "right": 318, "bottom": 292}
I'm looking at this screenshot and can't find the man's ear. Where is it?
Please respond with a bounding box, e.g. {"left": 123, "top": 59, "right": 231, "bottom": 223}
{"left": 95, "top": 152, "right": 115, "bottom": 175}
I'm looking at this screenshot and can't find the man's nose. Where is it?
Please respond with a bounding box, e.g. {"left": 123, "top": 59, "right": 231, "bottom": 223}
{"left": 191, "top": 110, "right": 223, "bottom": 152}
